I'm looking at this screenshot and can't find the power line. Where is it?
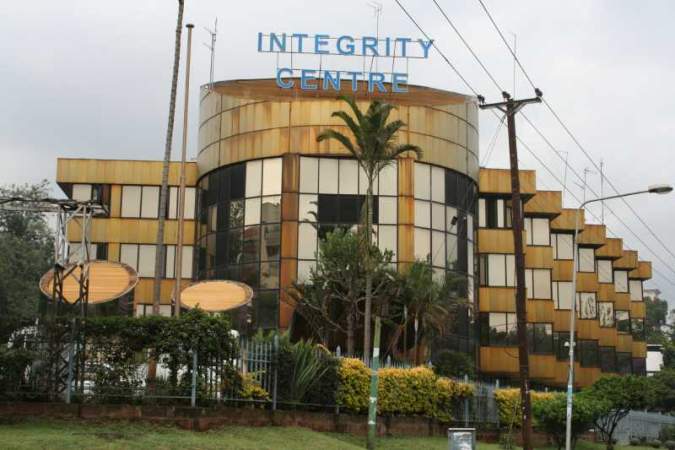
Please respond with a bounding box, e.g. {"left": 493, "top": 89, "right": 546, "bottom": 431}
{"left": 474, "top": 0, "right": 675, "bottom": 265}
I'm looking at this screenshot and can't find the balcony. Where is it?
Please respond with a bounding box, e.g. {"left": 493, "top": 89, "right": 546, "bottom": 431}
{"left": 629, "top": 261, "right": 652, "bottom": 280}
{"left": 550, "top": 208, "right": 585, "bottom": 232}
{"left": 523, "top": 191, "right": 562, "bottom": 216}
{"left": 479, "top": 168, "right": 536, "bottom": 196}
{"left": 596, "top": 238, "right": 623, "bottom": 259}
{"left": 614, "top": 250, "right": 638, "bottom": 270}
{"left": 577, "top": 224, "right": 607, "bottom": 247}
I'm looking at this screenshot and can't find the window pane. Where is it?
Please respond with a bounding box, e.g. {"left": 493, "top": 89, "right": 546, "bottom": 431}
{"left": 379, "top": 162, "right": 397, "bottom": 196}
{"left": 184, "top": 187, "right": 196, "bottom": 220}
{"left": 299, "top": 157, "right": 319, "bottom": 193}
{"left": 629, "top": 280, "right": 643, "bottom": 301}
{"left": 378, "top": 225, "right": 397, "bottom": 260}
{"left": 414, "top": 163, "right": 430, "bottom": 200}
{"left": 431, "top": 203, "right": 445, "bottom": 230}
{"left": 120, "top": 244, "right": 138, "bottom": 271}
{"left": 299, "top": 194, "right": 318, "bottom": 222}
{"left": 414, "top": 200, "right": 430, "bottom": 228}
{"left": 318, "top": 158, "right": 339, "bottom": 194}
{"left": 297, "top": 260, "right": 316, "bottom": 283}
{"left": 614, "top": 270, "right": 628, "bottom": 293}
{"left": 488, "top": 254, "right": 506, "bottom": 286}
{"left": 298, "top": 223, "right": 318, "bottom": 260}
{"left": 121, "top": 186, "right": 141, "bottom": 217}
{"left": 532, "top": 218, "right": 550, "bottom": 246}
{"left": 208, "top": 205, "right": 218, "bottom": 232}
{"left": 245, "top": 160, "right": 262, "bottom": 197}
{"left": 489, "top": 313, "right": 507, "bottom": 345}
{"left": 555, "top": 282, "right": 574, "bottom": 309}
{"left": 228, "top": 228, "right": 243, "bottom": 264}
{"left": 244, "top": 197, "right": 261, "bottom": 225}
{"left": 414, "top": 228, "right": 430, "bottom": 261}
{"left": 229, "top": 200, "right": 244, "bottom": 227}
{"left": 339, "top": 159, "right": 359, "bottom": 195}
{"left": 141, "top": 186, "right": 159, "bottom": 218}
{"left": 599, "top": 302, "right": 614, "bottom": 327}
{"left": 478, "top": 199, "right": 487, "bottom": 228}
{"left": 254, "top": 291, "right": 278, "bottom": 329}
{"left": 261, "top": 196, "right": 281, "bottom": 223}
{"left": 531, "top": 269, "right": 551, "bottom": 299}
{"left": 431, "top": 231, "right": 445, "bottom": 267}
{"left": 165, "top": 245, "right": 175, "bottom": 278}
{"left": 597, "top": 259, "right": 613, "bottom": 283}
{"left": 243, "top": 225, "right": 260, "bottom": 262}
{"left": 169, "top": 186, "right": 178, "bottom": 219}
{"left": 505, "top": 255, "right": 516, "bottom": 287}
{"left": 138, "top": 244, "right": 156, "bottom": 278}
{"left": 616, "top": 310, "right": 630, "bottom": 333}
{"left": 446, "top": 234, "right": 458, "bottom": 271}
{"left": 577, "top": 292, "right": 597, "bottom": 319}
{"left": 72, "top": 184, "right": 92, "bottom": 202}
{"left": 379, "top": 196, "right": 397, "bottom": 225}
{"left": 261, "top": 224, "right": 280, "bottom": 261}
{"left": 446, "top": 206, "right": 458, "bottom": 233}
{"left": 431, "top": 166, "right": 445, "bottom": 203}
{"left": 260, "top": 262, "right": 279, "bottom": 289}
{"left": 578, "top": 248, "right": 595, "bottom": 272}
{"left": 262, "top": 158, "right": 282, "bottom": 196}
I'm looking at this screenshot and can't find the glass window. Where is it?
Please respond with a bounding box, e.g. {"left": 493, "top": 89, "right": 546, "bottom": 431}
{"left": 262, "top": 158, "right": 282, "bottom": 196}
{"left": 140, "top": 186, "right": 160, "bottom": 218}
{"left": 261, "top": 196, "right": 281, "bottom": 223}
{"left": 229, "top": 200, "right": 244, "bottom": 228}
{"left": 431, "top": 231, "right": 445, "bottom": 267}
{"left": 300, "top": 157, "right": 319, "bottom": 193}
{"left": 525, "top": 269, "right": 552, "bottom": 299}
{"left": 632, "top": 357, "right": 646, "bottom": 376}
{"left": 414, "top": 200, "right": 430, "bottom": 228}
{"left": 165, "top": 245, "right": 193, "bottom": 279}
{"left": 578, "top": 340, "right": 599, "bottom": 367}
{"left": 552, "top": 233, "right": 574, "bottom": 260}
{"left": 431, "top": 203, "right": 445, "bottom": 230}
{"left": 414, "top": 162, "right": 430, "bottom": 200}
{"left": 446, "top": 234, "right": 458, "bottom": 271}
{"left": 297, "top": 260, "right": 316, "bottom": 283}
{"left": 243, "top": 225, "right": 261, "bottom": 262}
{"left": 599, "top": 302, "right": 614, "bottom": 327}
{"left": 597, "top": 259, "right": 613, "bottom": 283}
{"left": 297, "top": 223, "right": 318, "bottom": 260}
{"left": 578, "top": 248, "right": 595, "bottom": 272}
{"left": 379, "top": 196, "right": 397, "bottom": 225}
{"left": 378, "top": 225, "right": 397, "bottom": 260}
{"left": 120, "top": 244, "right": 138, "bottom": 271}
{"left": 446, "top": 206, "right": 458, "bottom": 233}
{"left": 168, "top": 186, "right": 196, "bottom": 220}
{"left": 261, "top": 224, "right": 280, "bottom": 261}
{"left": 478, "top": 198, "right": 486, "bottom": 228}
{"left": 137, "top": 244, "right": 156, "bottom": 278}
{"left": 554, "top": 332, "right": 571, "bottom": 360}
{"left": 121, "top": 186, "right": 141, "bottom": 218}
{"left": 254, "top": 290, "right": 278, "bottom": 329}
{"left": 616, "top": 352, "right": 632, "bottom": 374}
{"left": 614, "top": 270, "right": 629, "bottom": 293}
{"left": 527, "top": 323, "right": 553, "bottom": 354}
{"left": 260, "top": 262, "right": 279, "bottom": 289}
{"left": 505, "top": 254, "right": 516, "bottom": 287}
{"left": 72, "top": 184, "right": 92, "bottom": 202}
{"left": 525, "top": 217, "right": 550, "bottom": 246}
{"left": 616, "top": 310, "right": 631, "bottom": 333}
{"left": 338, "top": 159, "right": 359, "bottom": 195}
{"left": 318, "top": 158, "right": 339, "bottom": 194}
{"left": 600, "top": 347, "right": 616, "bottom": 373}
{"left": 228, "top": 228, "right": 243, "bottom": 264}
{"left": 208, "top": 205, "right": 218, "bottom": 232}
{"left": 245, "top": 160, "right": 262, "bottom": 197}
{"left": 553, "top": 281, "right": 574, "bottom": 310}
{"left": 431, "top": 166, "right": 445, "bottom": 203}
{"left": 414, "top": 228, "right": 430, "bottom": 261}
{"left": 244, "top": 197, "right": 261, "bottom": 226}
{"left": 631, "top": 318, "right": 645, "bottom": 341}
{"left": 299, "top": 194, "right": 318, "bottom": 222}
{"left": 487, "top": 312, "right": 517, "bottom": 346}
{"left": 629, "top": 280, "right": 643, "bottom": 301}
{"left": 577, "top": 292, "right": 597, "bottom": 319}
{"left": 379, "top": 162, "right": 397, "bottom": 196}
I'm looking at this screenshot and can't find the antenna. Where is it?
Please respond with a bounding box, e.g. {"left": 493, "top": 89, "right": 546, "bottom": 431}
{"left": 575, "top": 167, "right": 596, "bottom": 204}
{"left": 203, "top": 18, "right": 217, "bottom": 90}
{"left": 600, "top": 159, "right": 605, "bottom": 224}
{"left": 367, "top": 1, "right": 382, "bottom": 74}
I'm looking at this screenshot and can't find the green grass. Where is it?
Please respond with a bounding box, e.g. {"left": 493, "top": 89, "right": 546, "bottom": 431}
{"left": 0, "top": 419, "right": 657, "bottom": 450}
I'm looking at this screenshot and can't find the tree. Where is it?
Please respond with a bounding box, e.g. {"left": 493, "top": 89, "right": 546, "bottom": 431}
{"left": 317, "top": 97, "right": 421, "bottom": 361}
{"left": 533, "top": 392, "right": 606, "bottom": 450}
{"left": 0, "top": 181, "right": 54, "bottom": 342}
{"left": 152, "top": 0, "right": 184, "bottom": 314}
{"left": 586, "top": 375, "right": 655, "bottom": 450}
{"left": 289, "top": 228, "right": 396, "bottom": 355}
{"left": 648, "top": 368, "right": 675, "bottom": 412}
{"left": 645, "top": 295, "right": 670, "bottom": 343}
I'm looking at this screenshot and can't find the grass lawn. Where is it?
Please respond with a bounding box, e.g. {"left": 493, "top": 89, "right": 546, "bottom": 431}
{"left": 0, "top": 419, "right": 656, "bottom": 450}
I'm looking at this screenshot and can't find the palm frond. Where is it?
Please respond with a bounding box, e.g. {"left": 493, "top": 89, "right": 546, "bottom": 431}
{"left": 389, "top": 143, "right": 422, "bottom": 160}
{"left": 316, "top": 129, "right": 357, "bottom": 156}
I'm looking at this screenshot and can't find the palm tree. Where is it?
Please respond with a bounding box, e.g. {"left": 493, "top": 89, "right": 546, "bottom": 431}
{"left": 152, "top": 0, "right": 184, "bottom": 314}
{"left": 317, "top": 96, "right": 421, "bottom": 361}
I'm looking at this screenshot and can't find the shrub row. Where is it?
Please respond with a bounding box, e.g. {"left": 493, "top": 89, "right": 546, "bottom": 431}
{"left": 494, "top": 388, "right": 555, "bottom": 426}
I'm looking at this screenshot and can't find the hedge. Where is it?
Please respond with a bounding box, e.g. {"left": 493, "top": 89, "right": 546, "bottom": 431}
{"left": 495, "top": 388, "right": 555, "bottom": 426}
{"left": 336, "top": 358, "right": 473, "bottom": 422}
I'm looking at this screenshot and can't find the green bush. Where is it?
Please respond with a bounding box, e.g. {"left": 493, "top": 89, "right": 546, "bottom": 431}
{"left": 650, "top": 440, "right": 662, "bottom": 448}
{"left": 431, "top": 350, "right": 475, "bottom": 378}
{"left": 533, "top": 392, "right": 604, "bottom": 450}
{"left": 663, "top": 440, "right": 675, "bottom": 450}
{"left": 336, "top": 359, "right": 473, "bottom": 421}
{"left": 631, "top": 438, "right": 641, "bottom": 446}
{"left": 0, "top": 345, "right": 34, "bottom": 397}
{"left": 661, "top": 425, "right": 675, "bottom": 442}
{"left": 494, "top": 388, "right": 554, "bottom": 427}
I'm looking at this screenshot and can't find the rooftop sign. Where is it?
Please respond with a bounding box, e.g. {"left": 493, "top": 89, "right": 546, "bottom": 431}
{"left": 257, "top": 32, "right": 432, "bottom": 93}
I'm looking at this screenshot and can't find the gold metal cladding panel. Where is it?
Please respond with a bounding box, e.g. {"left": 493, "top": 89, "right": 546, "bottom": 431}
{"left": 56, "top": 159, "right": 198, "bottom": 186}
{"left": 576, "top": 273, "right": 599, "bottom": 292}
{"left": 110, "top": 185, "right": 122, "bottom": 217}
{"left": 597, "top": 284, "right": 615, "bottom": 301}
{"left": 596, "top": 238, "right": 623, "bottom": 259}
{"left": 108, "top": 243, "right": 120, "bottom": 262}
{"left": 524, "top": 246, "right": 553, "bottom": 269}
{"left": 523, "top": 191, "right": 562, "bottom": 217}
{"left": 477, "top": 229, "right": 516, "bottom": 254}
{"left": 478, "top": 168, "right": 536, "bottom": 195}
{"left": 577, "top": 319, "right": 600, "bottom": 339}
{"left": 576, "top": 368, "right": 602, "bottom": 388}
{"left": 479, "top": 347, "right": 519, "bottom": 374}
{"left": 553, "top": 310, "right": 572, "bottom": 332}
{"left": 577, "top": 224, "right": 606, "bottom": 247}
{"left": 553, "top": 260, "right": 574, "bottom": 281}
{"left": 633, "top": 341, "right": 647, "bottom": 358}
{"left": 526, "top": 300, "right": 554, "bottom": 322}
{"left": 614, "top": 250, "right": 638, "bottom": 270}
{"left": 529, "top": 355, "right": 556, "bottom": 379}
{"left": 629, "top": 261, "right": 652, "bottom": 280}
{"left": 68, "top": 218, "right": 195, "bottom": 245}
{"left": 617, "top": 334, "right": 633, "bottom": 353}
{"left": 614, "top": 293, "right": 631, "bottom": 310}
{"left": 478, "top": 287, "right": 515, "bottom": 312}
{"left": 279, "top": 258, "right": 297, "bottom": 330}
{"left": 550, "top": 209, "right": 585, "bottom": 232}
{"left": 631, "top": 301, "right": 646, "bottom": 319}
{"left": 134, "top": 279, "right": 176, "bottom": 304}
{"left": 597, "top": 327, "right": 618, "bottom": 347}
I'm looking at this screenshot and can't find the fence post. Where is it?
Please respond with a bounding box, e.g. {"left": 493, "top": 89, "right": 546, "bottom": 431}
{"left": 272, "top": 334, "right": 278, "bottom": 411}
{"left": 464, "top": 374, "right": 470, "bottom": 427}
{"left": 495, "top": 379, "right": 500, "bottom": 428}
{"left": 191, "top": 349, "right": 198, "bottom": 408}
{"left": 65, "top": 331, "right": 75, "bottom": 404}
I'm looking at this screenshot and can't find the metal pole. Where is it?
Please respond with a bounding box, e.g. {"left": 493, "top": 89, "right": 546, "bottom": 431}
{"left": 175, "top": 23, "right": 194, "bottom": 317}
{"left": 367, "top": 316, "right": 382, "bottom": 450}
{"left": 272, "top": 334, "right": 278, "bottom": 411}
{"left": 600, "top": 160, "right": 605, "bottom": 224}
{"left": 65, "top": 320, "right": 76, "bottom": 404}
{"left": 565, "top": 207, "right": 581, "bottom": 450}
{"left": 191, "top": 349, "right": 198, "bottom": 407}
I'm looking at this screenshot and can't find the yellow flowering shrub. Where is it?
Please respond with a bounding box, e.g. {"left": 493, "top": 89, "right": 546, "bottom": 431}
{"left": 495, "top": 388, "right": 555, "bottom": 426}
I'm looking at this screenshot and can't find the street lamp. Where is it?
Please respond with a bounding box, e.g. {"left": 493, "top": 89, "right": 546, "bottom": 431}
{"left": 565, "top": 184, "right": 672, "bottom": 450}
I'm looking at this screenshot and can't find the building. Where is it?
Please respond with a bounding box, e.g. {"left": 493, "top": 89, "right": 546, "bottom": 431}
{"left": 55, "top": 78, "right": 650, "bottom": 387}
{"left": 647, "top": 344, "right": 664, "bottom": 376}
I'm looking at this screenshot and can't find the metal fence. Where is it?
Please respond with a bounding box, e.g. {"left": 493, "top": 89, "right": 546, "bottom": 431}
{"left": 613, "top": 411, "right": 675, "bottom": 444}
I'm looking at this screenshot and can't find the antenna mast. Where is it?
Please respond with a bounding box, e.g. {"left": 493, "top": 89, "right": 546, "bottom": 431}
{"left": 204, "top": 18, "right": 218, "bottom": 90}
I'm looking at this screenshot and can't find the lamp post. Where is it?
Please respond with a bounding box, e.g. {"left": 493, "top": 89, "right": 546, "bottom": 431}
{"left": 564, "top": 184, "right": 673, "bottom": 450}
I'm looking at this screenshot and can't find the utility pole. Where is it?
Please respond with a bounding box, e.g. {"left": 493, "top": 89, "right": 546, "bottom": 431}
{"left": 479, "top": 89, "right": 542, "bottom": 450}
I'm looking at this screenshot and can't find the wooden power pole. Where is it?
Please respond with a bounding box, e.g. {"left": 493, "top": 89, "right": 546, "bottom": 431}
{"left": 479, "top": 89, "right": 542, "bottom": 450}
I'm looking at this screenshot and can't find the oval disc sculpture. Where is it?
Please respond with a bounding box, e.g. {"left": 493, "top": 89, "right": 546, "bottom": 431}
{"left": 180, "top": 280, "right": 253, "bottom": 312}
{"left": 40, "top": 260, "right": 138, "bottom": 304}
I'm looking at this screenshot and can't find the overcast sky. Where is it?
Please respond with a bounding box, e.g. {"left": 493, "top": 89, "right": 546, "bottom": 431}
{"left": 1, "top": 0, "right": 674, "bottom": 303}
